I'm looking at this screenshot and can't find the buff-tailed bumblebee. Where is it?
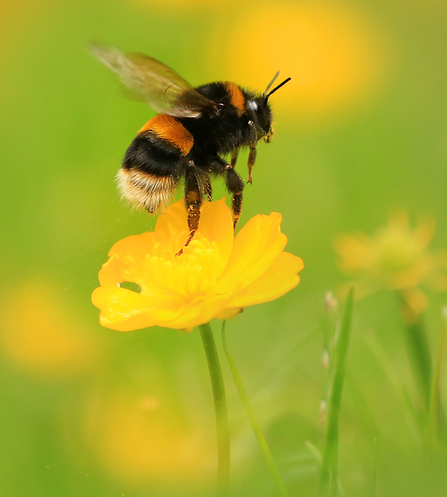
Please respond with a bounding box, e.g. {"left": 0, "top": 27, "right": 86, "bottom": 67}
{"left": 91, "top": 45, "right": 290, "bottom": 249}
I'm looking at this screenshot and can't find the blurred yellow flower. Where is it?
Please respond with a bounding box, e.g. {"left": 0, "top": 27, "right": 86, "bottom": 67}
{"left": 334, "top": 212, "right": 447, "bottom": 297}
{"left": 0, "top": 281, "right": 102, "bottom": 378}
{"left": 84, "top": 381, "right": 215, "bottom": 492}
{"left": 135, "top": 0, "right": 228, "bottom": 8}
{"left": 92, "top": 198, "right": 303, "bottom": 331}
{"left": 207, "top": 1, "right": 387, "bottom": 125}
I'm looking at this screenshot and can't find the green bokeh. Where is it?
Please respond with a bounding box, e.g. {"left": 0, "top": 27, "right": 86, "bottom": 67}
{"left": 1, "top": 0, "right": 447, "bottom": 496}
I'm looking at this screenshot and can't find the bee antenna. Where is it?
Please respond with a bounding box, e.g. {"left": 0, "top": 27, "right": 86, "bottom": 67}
{"left": 263, "top": 71, "right": 280, "bottom": 96}
{"left": 265, "top": 77, "right": 291, "bottom": 100}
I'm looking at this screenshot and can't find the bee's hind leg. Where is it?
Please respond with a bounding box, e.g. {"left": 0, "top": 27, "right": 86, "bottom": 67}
{"left": 203, "top": 177, "right": 212, "bottom": 201}
{"left": 227, "top": 170, "right": 244, "bottom": 230}
{"left": 176, "top": 161, "right": 203, "bottom": 256}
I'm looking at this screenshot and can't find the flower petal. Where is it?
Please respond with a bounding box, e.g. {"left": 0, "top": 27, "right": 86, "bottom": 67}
{"left": 334, "top": 234, "right": 375, "bottom": 273}
{"left": 91, "top": 287, "right": 183, "bottom": 332}
{"left": 222, "top": 213, "right": 288, "bottom": 288}
{"left": 155, "top": 199, "right": 189, "bottom": 239}
{"left": 109, "top": 232, "right": 157, "bottom": 260}
{"left": 98, "top": 233, "right": 159, "bottom": 287}
{"left": 414, "top": 215, "right": 436, "bottom": 249}
{"left": 98, "top": 255, "right": 144, "bottom": 288}
{"left": 215, "top": 308, "right": 243, "bottom": 320}
{"left": 196, "top": 199, "right": 234, "bottom": 264}
{"left": 162, "top": 294, "right": 231, "bottom": 330}
{"left": 226, "top": 252, "right": 304, "bottom": 308}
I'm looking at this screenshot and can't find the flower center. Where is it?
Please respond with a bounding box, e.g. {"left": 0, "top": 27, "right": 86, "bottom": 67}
{"left": 376, "top": 234, "right": 421, "bottom": 275}
{"left": 143, "top": 234, "right": 227, "bottom": 301}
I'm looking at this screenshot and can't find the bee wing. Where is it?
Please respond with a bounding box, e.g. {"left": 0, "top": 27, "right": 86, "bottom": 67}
{"left": 90, "top": 44, "right": 219, "bottom": 118}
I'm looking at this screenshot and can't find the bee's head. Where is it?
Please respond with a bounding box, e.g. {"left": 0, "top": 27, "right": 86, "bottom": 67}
{"left": 248, "top": 73, "right": 291, "bottom": 143}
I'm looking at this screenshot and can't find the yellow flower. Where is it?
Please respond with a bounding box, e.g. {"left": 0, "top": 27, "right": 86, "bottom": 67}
{"left": 92, "top": 199, "right": 303, "bottom": 331}
{"left": 334, "top": 211, "right": 447, "bottom": 296}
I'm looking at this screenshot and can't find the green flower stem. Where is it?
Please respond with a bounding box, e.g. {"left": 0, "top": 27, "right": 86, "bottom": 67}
{"left": 396, "top": 291, "right": 432, "bottom": 410}
{"left": 199, "top": 322, "right": 230, "bottom": 497}
{"left": 426, "top": 311, "right": 447, "bottom": 448}
{"left": 222, "top": 322, "right": 290, "bottom": 497}
{"left": 319, "top": 288, "right": 354, "bottom": 497}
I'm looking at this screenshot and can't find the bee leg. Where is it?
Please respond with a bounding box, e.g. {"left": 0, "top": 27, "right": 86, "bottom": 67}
{"left": 247, "top": 121, "right": 258, "bottom": 184}
{"left": 176, "top": 162, "right": 202, "bottom": 256}
{"left": 203, "top": 177, "right": 212, "bottom": 201}
{"left": 209, "top": 156, "right": 245, "bottom": 229}
{"left": 230, "top": 149, "right": 239, "bottom": 169}
{"left": 232, "top": 191, "right": 243, "bottom": 230}
{"left": 247, "top": 146, "right": 257, "bottom": 184}
{"left": 226, "top": 166, "right": 245, "bottom": 230}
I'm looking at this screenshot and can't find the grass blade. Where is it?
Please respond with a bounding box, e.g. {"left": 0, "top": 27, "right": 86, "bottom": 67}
{"left": 425, "top": 307, "right": 447, "bottom": 449}
{"left": 319, "top": 288, "right": 354, "bottom": 497}
{"left": 221, "top": 322, "right": 290, "bottom": 497}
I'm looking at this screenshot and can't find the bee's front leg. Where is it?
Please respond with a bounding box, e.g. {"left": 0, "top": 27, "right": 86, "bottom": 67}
{"left": 247, "top": 120, "right": 258, "bottom": 184}
{"left": 177, "top": 161, "right": 202, "bottom": 256}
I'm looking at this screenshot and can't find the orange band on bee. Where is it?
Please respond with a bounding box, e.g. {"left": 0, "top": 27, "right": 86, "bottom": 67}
{"left": 139, "top": 115, "right": 194, "bottom": 156}
{"left": 223, "top": 82, "right": 245, "bottom": 114}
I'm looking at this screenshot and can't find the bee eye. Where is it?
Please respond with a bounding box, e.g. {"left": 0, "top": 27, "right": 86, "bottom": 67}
{"left": 247, "top": 100, "right": 258, "bottom": 111}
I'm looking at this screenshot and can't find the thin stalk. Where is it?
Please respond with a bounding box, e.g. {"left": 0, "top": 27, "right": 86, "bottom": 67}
{"left": 425, "top": 311, "right": 447, "bottom": 449}
{"left": 396, "top": 291, "right": 432, "bottom": 410}
{"left": 319, "top": 288, "right": 354, "bottom": 497}
{"left": 199, "top": 322, "right": 230, "bottom": 497}
{"left": 221, "top": 322, "right": 290, "bottom": 497}
{"left": 369, "top": 437, "right": 378, "bottom": 497}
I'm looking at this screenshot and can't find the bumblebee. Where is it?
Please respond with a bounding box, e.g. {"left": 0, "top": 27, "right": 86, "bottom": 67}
{"left": 91, "top": 45, "right": 290, "bottom": 249}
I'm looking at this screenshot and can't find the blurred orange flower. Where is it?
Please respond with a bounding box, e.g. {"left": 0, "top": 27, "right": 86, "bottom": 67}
{"left": 92, "top": 198, "right": 303, "bottom": 331}
{"left": 335, "top": 212, "right": 447, "bottom": 300}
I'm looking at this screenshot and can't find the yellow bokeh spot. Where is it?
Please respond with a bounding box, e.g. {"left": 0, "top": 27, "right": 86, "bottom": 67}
{"left": 85, "top": 384, "right": 214, "bottom": 491}
{"left": 136, "top": 0, "right": 224, "bottom": 7}
{"left": 0, "top": 280, "right": 101, "bottom": 378}
{"left": 208, "top": 1, "right": 387, "bottom": 124}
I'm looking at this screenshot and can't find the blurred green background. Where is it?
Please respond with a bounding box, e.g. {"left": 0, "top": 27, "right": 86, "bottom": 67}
{"left": 1, "top": 0, "right": 447, "bottom": 495}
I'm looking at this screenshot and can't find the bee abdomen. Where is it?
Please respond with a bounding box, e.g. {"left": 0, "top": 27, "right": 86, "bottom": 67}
{"left": 117, "top": 169, "right": 177, "bottom": 214}
{"left": 118, "top": 114, "right": 193, "bottom": 213}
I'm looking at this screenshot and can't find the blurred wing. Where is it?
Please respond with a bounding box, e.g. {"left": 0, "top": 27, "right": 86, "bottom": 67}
{"left": 90, "top": 44, "right": 218, "bottom": 118}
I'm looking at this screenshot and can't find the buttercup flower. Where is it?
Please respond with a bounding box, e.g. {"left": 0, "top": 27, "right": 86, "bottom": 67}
{"left": 92, "top": 199, "right": 303, "bottom": 331}
{"left": 334, "top": 211, "right": 447, "bottom": 298}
